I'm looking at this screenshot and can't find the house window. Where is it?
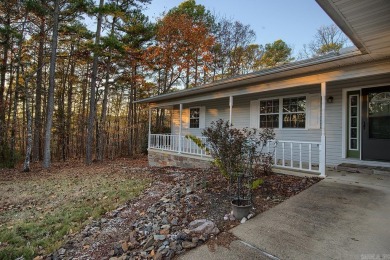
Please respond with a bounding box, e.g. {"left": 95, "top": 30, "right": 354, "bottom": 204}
{"left": 259, "top": 99, "right": 279, "bottom": 128}
{"left": 282, "top": 96, "right": 306, "bottom": 128}
{"left": 190, "top": 108, "right": 200, "bottom": 128}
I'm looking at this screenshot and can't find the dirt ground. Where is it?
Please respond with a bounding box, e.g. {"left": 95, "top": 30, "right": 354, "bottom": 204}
{"left": 0, "top": 156, "right": 321, "bottom": 259}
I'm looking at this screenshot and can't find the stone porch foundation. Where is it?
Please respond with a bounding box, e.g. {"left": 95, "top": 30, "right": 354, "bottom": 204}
{"left": 148, "top": 149, "right": 212, "bottom": 168}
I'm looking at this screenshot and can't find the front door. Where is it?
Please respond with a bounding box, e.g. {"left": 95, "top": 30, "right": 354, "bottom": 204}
{"left": 361, "top": 86, "right": 390, "bottom": 161}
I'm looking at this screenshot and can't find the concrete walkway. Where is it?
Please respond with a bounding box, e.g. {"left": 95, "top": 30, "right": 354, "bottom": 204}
{"left": 180, "top": 170, "right": 390, "bottom": 260}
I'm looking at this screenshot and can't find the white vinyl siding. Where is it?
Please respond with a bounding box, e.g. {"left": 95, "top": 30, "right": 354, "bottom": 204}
{"left": 199, "top": 106, "right": 206, "bottom": 129}
{"left": 182, "top": 108, "right": 189, "bottom": 129}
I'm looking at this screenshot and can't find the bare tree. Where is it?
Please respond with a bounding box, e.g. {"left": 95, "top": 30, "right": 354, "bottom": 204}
{"left": 299, "top": 24, "right": 349, "bottom": 59}
{"left": 211, "top": 18, "right": 256, "bottom": 78}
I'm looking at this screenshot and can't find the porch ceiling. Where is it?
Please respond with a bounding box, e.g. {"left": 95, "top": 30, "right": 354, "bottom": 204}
{"left": 316, "top": 0, "right": 390, "bottom": 55}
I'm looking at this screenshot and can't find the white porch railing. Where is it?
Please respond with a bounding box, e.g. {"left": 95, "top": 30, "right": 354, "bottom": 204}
{"left": 269, "top": 140, "right": 322, "bottom": 174}
{"left": 149, "top": 134, "right": 323, "bottom": 175}
{"left": 149, "top": 134, "right": 211, "bottom": 157}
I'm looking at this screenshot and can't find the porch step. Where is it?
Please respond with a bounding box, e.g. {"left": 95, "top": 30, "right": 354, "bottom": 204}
{"left": 336, "top": 163, "right": 390, "bottom": 175}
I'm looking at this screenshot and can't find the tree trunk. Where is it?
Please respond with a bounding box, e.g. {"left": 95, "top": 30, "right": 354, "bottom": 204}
{"left": 133, "top": 83, "right": 138, "bottom": 154}
{"left": 23, "top": 83, "right": 33, "bottom": 172}
{"left": 59, "top": 52, "right": 71, "bottom": 161}
{"left": 79, "top": 63, "right": 89, "bottom": 158}
{"left": 128, "top": 70, "right": 134, "bottom": 156}
{"left": 0, "top": 14, "right": 10, "bottom": 163}
{"left": 10, "top": 13, "right": 28, "bottom": 167}
{"left": 97, "top": 57, "right": 110, "bottom": 161}
{"left": 97, "top": 15, "right": 115, "bottom": 161}
{"left": 86, "top": 0, "right": 104, "bottom": 165}
{"left": 33, "top": 16, "right": 45, "bottom": 162}
{"left": 43, "top": 0, "right": 60, "bottom": 168}
{"left": 66, "top": 47, "right": 75, "bottom": 160}
{"left": 6, "top": 59, "right": 14, "bottom": 133}
{"left": 185, "top": 66, "right": 190, "bottom": 89}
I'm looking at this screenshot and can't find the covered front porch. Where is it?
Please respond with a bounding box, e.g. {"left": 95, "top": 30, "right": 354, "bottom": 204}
{"left": 147, "top": 82, "right": 329, "bottom": 177}
{"left": 142, "top": 59, "right": 390, "bottom": 177}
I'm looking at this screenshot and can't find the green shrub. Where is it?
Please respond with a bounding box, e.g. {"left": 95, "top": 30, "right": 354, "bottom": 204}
{"left": 201, "top": 119, "right": 276, "bottom": 176}
{"left": 201, "top": 119, "right": 276, "bottom": 204}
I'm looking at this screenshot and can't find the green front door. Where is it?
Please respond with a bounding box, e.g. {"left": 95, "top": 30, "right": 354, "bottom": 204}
{"left": 347, "top": 91, "right": 360, "bottom": 158}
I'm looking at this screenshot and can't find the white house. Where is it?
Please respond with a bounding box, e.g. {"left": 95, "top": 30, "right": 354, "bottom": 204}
{"left": 138, "top": 0, "right": 390, "bottom": 177}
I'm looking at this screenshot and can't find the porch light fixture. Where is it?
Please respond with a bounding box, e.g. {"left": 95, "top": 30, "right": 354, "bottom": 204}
{"left": 327, "top": 96, "right": 334, "bottom": 103}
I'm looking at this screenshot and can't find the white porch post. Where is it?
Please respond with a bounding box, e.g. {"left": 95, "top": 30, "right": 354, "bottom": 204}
{"left": 320, "top": 82, "right": 327, "bottom": 177}
{"left": 229, "top": 96, "right": 233, "bottom": 124}
{"left": 148, "top": 107, "right": 152, "bottom": 149}
{"left": 179, "top": 103, "right": 183, "bottom": 154}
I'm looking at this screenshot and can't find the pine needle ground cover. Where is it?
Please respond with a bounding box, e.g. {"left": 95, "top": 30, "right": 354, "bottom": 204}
{"left": 0, "top": 158, "right": 150, "bottom": 259}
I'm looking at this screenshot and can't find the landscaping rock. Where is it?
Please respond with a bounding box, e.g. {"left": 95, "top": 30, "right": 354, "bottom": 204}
{"left": 153, "top": 234, "right": 166, "bottom": 241}
{"left": 113, "top": 243, "right": 124, "bottom": 256}
{"left": 170, "top": 217, "right": 179, "bottom": 225}
{"left": 43, "top": 164, "right": 320, "bottom": 260}
{"left": 182, "top": 241, "right": 197, "bottom": 249}
{"left": 188, "top": 219, "right": 220, "bottom": 235}
{"left": 192, "top": 237, "right": 199, "bottom": 244}
{"left": 161, "top": 224, "right": 170, "bottom": 230}
{"left": 57, "top": 248, "right": 66, "bottom": 256}
{"left": 142, "top": 236, "right": 155, "bottom": 250}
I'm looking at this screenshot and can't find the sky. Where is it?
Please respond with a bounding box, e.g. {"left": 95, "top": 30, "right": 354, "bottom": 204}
{"left": 142, "top": 0, "right": 336, "bottom": 56}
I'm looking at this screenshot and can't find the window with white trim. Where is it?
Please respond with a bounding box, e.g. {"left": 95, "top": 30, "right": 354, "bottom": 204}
{"left": 252, "top": 95, "right": 312, "bottom": 129}
{"left": 259, "top": 99, "right": 279, "bottom": 128}
{"left": 189, "top": 108, "right": 200, "bottom": 128}
{"left": 282, "top": 96, "right": 306, "bottom": 128}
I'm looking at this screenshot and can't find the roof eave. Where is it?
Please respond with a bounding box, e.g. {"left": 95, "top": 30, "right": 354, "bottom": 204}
{"left": 315, "top": 0, "right": 369, "bottom": 54}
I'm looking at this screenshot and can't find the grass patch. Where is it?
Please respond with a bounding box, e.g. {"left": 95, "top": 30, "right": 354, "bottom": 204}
{"left": 0, "top": 163, "right": 150, "bottom": 260}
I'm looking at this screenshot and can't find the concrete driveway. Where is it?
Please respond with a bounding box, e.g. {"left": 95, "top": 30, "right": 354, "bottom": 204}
{"left": 180, "top": 170, "right": 390, "bottom": 260}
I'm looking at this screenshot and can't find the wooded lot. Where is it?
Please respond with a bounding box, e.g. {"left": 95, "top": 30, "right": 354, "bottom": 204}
{"left": 0, "top": 0, "right": 347, "bottom": 170}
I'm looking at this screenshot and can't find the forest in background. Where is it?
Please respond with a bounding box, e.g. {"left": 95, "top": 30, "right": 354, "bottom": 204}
{"left": 0, "top": 0, "right": 348, "bottom": 170}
